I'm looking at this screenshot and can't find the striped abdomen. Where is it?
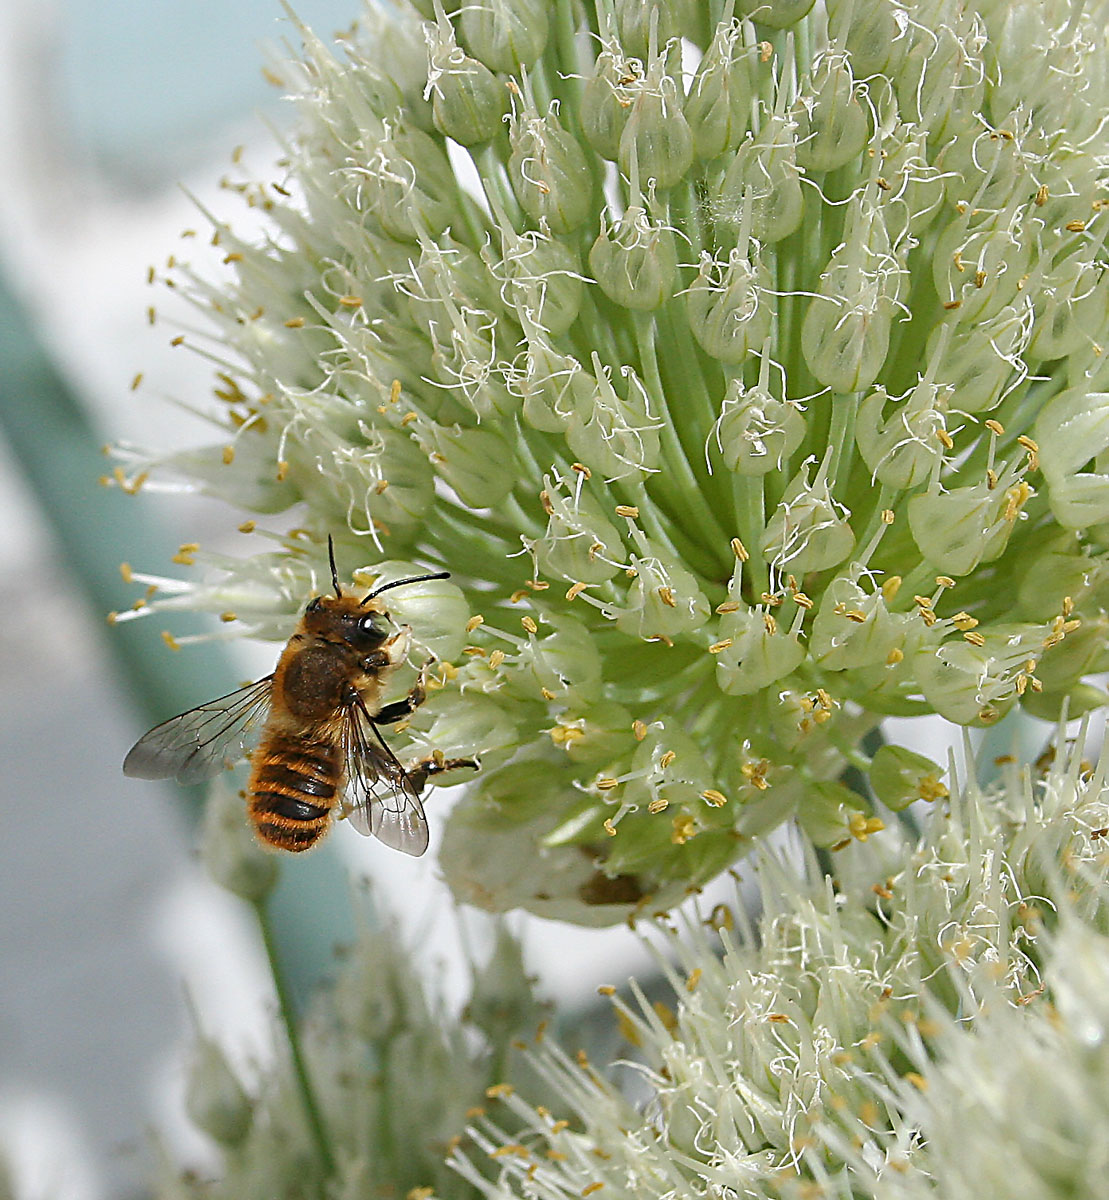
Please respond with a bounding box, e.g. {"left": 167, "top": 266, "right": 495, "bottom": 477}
{"left": 248, "top": 732, "right": 343, "bottom": 852}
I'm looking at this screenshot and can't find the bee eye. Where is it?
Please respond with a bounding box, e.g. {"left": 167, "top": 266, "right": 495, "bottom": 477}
{"left": 360, "top": 614, "right": 385, "bottom": 636}
{"left": 306, "top": 597, "right": 322, "bottom": 614}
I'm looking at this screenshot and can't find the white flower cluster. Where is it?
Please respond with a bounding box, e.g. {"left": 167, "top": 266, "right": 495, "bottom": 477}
{"left": 451, "top": 729, "right": 1109, "bottom": 1199}
{"left": 113, "top": 0, "right": 1109, "bottom": 918}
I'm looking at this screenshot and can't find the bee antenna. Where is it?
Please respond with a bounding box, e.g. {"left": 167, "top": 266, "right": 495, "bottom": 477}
{"left": 328, "top": 535, "right": 342, "bottom": 599}
{"left": 363, "top": 571, "right": 451, "bottom": 604}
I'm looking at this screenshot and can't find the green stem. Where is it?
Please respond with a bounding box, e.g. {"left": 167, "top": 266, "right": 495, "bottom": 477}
{"left": 254, "top": 898, "right": 336, "bottom": 1179}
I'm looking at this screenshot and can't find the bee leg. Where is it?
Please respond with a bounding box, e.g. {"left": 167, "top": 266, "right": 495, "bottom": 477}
{"left": 404, "top": 750, "right": 480, "bottom": 793}
{"left": 374, "top": 657, "right": 437, "bottom": 725}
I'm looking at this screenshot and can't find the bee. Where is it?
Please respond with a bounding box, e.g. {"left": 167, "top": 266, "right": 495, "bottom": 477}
{"left": 123, "top": 538, "right": 476, "bottom": 856}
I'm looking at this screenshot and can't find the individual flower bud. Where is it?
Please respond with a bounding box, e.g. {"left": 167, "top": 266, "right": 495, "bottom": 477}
{"left": 1035, "top": 387, "right": 1109, "bottom": 528}
{"left": 760, "top": 451, "right": 856, "bottom": 575}
{"left": 931, "top": 208, "right": 1032, "bottom": 325}
{"left": 512, "top": 612, "right": 604, "bottom": 705}
{"left": 611, "top": 555, "right": 711, "bottom": 641}
{"left": 802, "top": 197, "right": 901, "bottom": 392}
{"left": 793, "top": 52, "right": 868, "bottom": 172}
{"left": 711, "top": 373, "right": 805, "bottom": 475}
{"left": 1027, "top": 258, "right": 1109, "bottom": 364}
{"left": 508, "top": 105, "right": 593, "bottom": 233}
{"left": 580, "top": 39, "right": 636, "bottom": 160}
{"left": 1031, "top": 616, "right": 1105, "bottom": 693}
{"left": 416, "top": 422, "right": 517, "bottom": 508}
{"left": 825, "top": 0, "right": 904, "bottom": 79}
{"left": 713, "top": 114, "right": 804, "bottom": 244}
{"left": 552, "top": 700, "right": 635, "bottom": 767}
{"left": 1022, "top": 680, "right": 1109, "bottom": 721}
{"left": 1016, "top": 544, "right": 1100, "bottom": 621}
{"left": 855, "top": 380, "right": 951, "bottom": 489}
{"left": 895, "top": 20, "right": 985, "bottom": 141}
{"left": 589, "top": 205, "right": 678, "bottom": 310}
{"left": 684, "top": 19, "right": 755, "bottom": 160}
{"left": 564, "top": 359, "right": 662, "bottom": 480}
{"left": 495, "top": 232, "right": 585, "bottom": 337}
{"left": 362, "top": 121, "right": 456, "bottom": 241}
{"left": 809, "top": 572, "right": 909, "bottom": 670}
{"left": 868, "top": 744, "right": 947, "bottom": 811}
{"left": 516, "top": 334, "right": 595, "bottom": 431}
{"left": 352, "top": 561, "right": 468, "bottom": 662}
{"left": 329, "top": 426, "right": 435, "bottom": 539}
{"left": 618, "top": 60, "right": 694, "bottom": 190}
{"left": 202, "top": 779, "right": 278, "bottom": 902}
{"left": 928, "top": 304, "right": 1030, "bottom": 414}
{"left": 935, "top": 123, "right": 1026, "bottom": 214}
{"left": 533, "top": 477, "right": 626, "bottom": 584}
{"left": 795, "top": 780, "right": 870, "bottom": 846}
{"left": 416, "top": 691, "right": 524, "bottom": 772}
{"left": 613, "top": 0, "right": 693, "bottom": 60}
{"left": 425, "top": 18, "right": 506, "bottom": 146}
{"left": 460, "top": 0, "right": 549, "bottom": 72}
{"left": 185, "top": 1035, "right": 253, "bottom": 1147}
{"left": 714, "top": 605, "right": 806, "bottom": 696}
{"left": 912, "top": 625, "right": 1045, "bottom": 725}
{"left": 907, "top": 470, "right": 1030, "bottom": 575}
{"left": 686, "top": 249, "right": 772, "bottom": 364}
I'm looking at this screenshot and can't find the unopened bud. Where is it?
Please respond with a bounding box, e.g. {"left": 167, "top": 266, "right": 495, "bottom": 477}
{"left": 714, "top": 606, "right": 806, "bottom": 696}
{"left": 508, "top": 107, "right": 592, "bottom": 233}
{"left": 426, "top": 21, "right": 506, "bottom": 146}
{"left": 868, "top": 745, "right": 946, "bottom": 812}
{"left": 684, "top": 20, "right": 755, "bottom": 160}
{"left": 686, "top": 250, "right": 772, "bottom": 364}
{"left": 793, "top": 52, "right": 868, "bottom": 172}
{"left": 186, "top": 1036, "right": 253, "bottom": 1147}
{"left": 589, "top": 206, "right": 678, "bottom": 311}
{"left": 460, "top": 0, "right": 549, "bottom": 72}
{"left": 202, "top": 779, "right": 278, "bottom": 902}
{"left": 760, "top": 451, "right": 856, "bottom": 574}
{"left": 712, "top": 376, "right": 805, "bottom": 474}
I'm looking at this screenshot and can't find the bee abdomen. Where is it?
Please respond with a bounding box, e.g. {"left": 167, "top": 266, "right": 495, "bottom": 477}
{"left": 248, "top": 735, "right": 341, "bottom": 853}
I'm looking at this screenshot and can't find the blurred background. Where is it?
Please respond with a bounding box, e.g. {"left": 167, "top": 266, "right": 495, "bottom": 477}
{"left": 0, "top": 2, "right": 1050, "bottom": 1197}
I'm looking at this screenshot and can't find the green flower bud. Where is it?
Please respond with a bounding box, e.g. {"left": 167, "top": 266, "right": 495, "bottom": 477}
{"left": 826, "top": 0, "right": 903, "bottom": 79}
{"left": 533, "top": 475, "right": 626, "bottom": 585}
{"left": 713, "top": 114, "right": 804, "bottom": 244}
{"left": 517, "top": 334, "right": 594, "bottom": 431}
{"left": 417, "top": 692, "right": 522, "bottom": 771}
{"left": 810, "top": 572, "right": 909, "bottom": 671}
{"left": 460, "top": 0, "right": 549, "bottom": 72}
{"left": 425, "top": 19, "right": 506, "bottom": 146}
{"left": 1036, "top": 388, "right": 1109, "bottom": 528}
{"left": 618, "top": 62, "right": 694, "bottom": 191}
{"left": 508, "top": 106, "right": 593, "bottom": 233}
{"left": 912, "top": 624, "right": 1047, "bottom": 725}
{"left": 793, "top": 52, "right": 868, "bottom": 173}
{"left": 686, "top": 250, "right": 772, "bottom": 364}
{"left": 580, "top": 39, "right": 635, "bottom": 160}
{"left": 322, "top": 427, "right": 434, "bottom": 540}
{"left": 907, "top": 471, "right": 1029, "bottom": 576}
{"left": 202, "top": 779, "right": 278, "bottom": 902}
{"left": 510, "top": 612, "right": 603, "bottom": 705}
{"left": 1028, "top": 258, "right": 1109, "bottom": 364}
{"left": 868, "top": 744, "right": 947, "bottom": 812}
{"left": 932, "top": 209, "right": 1032, "bottom": 325}
{"left": 551, "top": 700, "right": 635, "bottom": 767}
{"left": 613, "top": 0, "right": 691, "bottom": 60}
{"left": 416, "top": 422, "right": 517, "bottom": 508}
{"left": 714, "top": 604, "right": 806, "bottom": 696}
{"left": 589, "top": 205, "right": 678, "bottom": 311}
{"left": 362, "top": 121, "right": 456, "bottom": 242}
{"left": 760, "top": 451, "right": 856, "bottom": 574}
{"left": 856, "top": 380, "right": 951, "bottom": 489}
{"left": 927, "top": 305, "right": 1029, "bottom": 414}
{"left": 738, "top": 0, "right": 817, "bottom": 28}
{"left": 495, "top": 233, "right": 584, "bottom": 338}
{"left": 711, "top": 372, "right": 805, "bottom": 475}
{"left": 795, "top": 780, "right": 870, "bottom": 846}
{"left": 185, "top": 1036, "right": 253, "bottom": 1147}
{"left": 564, "top": 358, "right": 661, "bottom": 481}
{"left": 611, "top": 555, "right": 711, "bottom": 641}
{"left": 684, "top": 19, "right": 755, "bottom": 160}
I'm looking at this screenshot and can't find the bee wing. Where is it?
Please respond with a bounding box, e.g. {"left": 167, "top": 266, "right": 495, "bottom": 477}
{"left": 339, "top": 694, "right": 429, "bottom": 857}
{"left": 123, "top": 677, "right": 275, "bottom": 785}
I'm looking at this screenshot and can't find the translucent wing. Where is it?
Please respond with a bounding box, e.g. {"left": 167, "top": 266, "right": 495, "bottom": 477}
{"left": 339, "top": 693, "right": 429, "bottom": 857}
{"left": 123, "top": 677, "right": 274, "bottom": 785}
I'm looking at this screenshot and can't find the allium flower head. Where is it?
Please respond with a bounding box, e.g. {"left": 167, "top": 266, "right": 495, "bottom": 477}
{"left": 451, "top": 730, "right": 1109, "bottom": 1199}
{"left": 116, "top": 0, "right": 1109, "bottom": 920}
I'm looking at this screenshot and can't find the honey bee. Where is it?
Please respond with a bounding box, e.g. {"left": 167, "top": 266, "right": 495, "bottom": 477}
{"left": 123, "top": 538, "right": 476, "bottom": 855}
